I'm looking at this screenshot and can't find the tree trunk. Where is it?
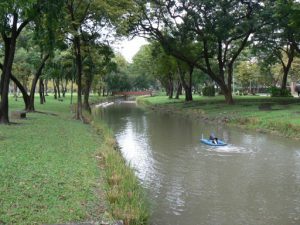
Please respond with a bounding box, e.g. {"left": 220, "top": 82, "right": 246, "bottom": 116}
{"left": 281, "top": 68, "right": 288, "bottom": 91}
{"left": 168, "top": 74, "right": 174, "bottom": 99}
{"left": 83, "top": 90, "right": 91, "bottom": 112}
{"left": 74, "top": 35, "right": 83, "bottom": 120}
{"left": 70, "top": 79, "right": 74, "bottom": 105}
{"left": 0, "top": 36, "right": 17, "bottom": 124}
{"left": 175, "top": 81, "right": 182, "bottom": 99}
{"left": 39, "top": 78, "right": 46, "bottom": 104}
{"left": 186, "top": 66, "right": 193, "bottom": 101}
{"left": 83, "top": 74, "right": 92, "bottom": 113}
{"left": 61, "top": 78, "right": 66, "bottom": 98}
{"left": 224, "top": 89, "right": 234, "bottom": 104}
{"left": 280, "top": 46, "right": 294, "bottom": 93}
{"left": 10, "top": 73, "right": 30, "bottom": 110}
{"left": 185, "top": 86, "right": 193, "bottom": 101}
{"left": 224, "top": 64, "right": 234, "bottom": 104}
{"left": 220, "top": 83, "right": 234, "bottom": 104}
{"left": 55, "top": 79, "right": 61, "bottom": 99}
{"left": 53, "top": 80, "right": 57, "bottom": 99}
{"left": 177, "top": 64, "right": 193, "bottom": 101}
{"left": 45, "top": 79, "right": 48, "bottom": 96}
{"left": 61, "top": 79, "right": 65, "bottom": 98}
{"left": 27, "top": 54, "right": 49, "bottom": 111}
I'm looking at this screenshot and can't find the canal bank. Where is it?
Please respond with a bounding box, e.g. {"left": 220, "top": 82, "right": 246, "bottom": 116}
{"left": 86, "top": 109, "right": 149, "bottom": 225}
{"left": 137, "top": 95, "right": 300, "bottom": 139}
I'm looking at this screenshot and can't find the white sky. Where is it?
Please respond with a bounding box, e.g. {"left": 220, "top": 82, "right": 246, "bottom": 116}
{"left": 113, "top": 36, "right": 148, "bottom": 63}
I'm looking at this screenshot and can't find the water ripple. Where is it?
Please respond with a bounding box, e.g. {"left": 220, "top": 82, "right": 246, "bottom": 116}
{"left": 205, "top": 145, "right": 257, "bottom": 154}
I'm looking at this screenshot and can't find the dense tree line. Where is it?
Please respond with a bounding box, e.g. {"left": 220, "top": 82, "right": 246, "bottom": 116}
{"left": 125, "top": 0, "right": 300, "bottom": 103}
{"left": 0, "top": 0, "right": 130, "bottom": 124}
{"left": 1, "top": 0, "right": 300, "bottom": 124}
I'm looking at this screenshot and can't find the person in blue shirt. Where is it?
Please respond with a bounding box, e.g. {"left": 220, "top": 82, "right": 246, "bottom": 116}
{"left": 209, "top": 133, "right": 218, "bottom": 144}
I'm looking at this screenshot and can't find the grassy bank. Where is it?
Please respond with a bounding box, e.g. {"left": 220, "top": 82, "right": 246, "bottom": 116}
{"left": 138, "top": 94, "right": 300, "bottom": 139}
{"left": 0, "top": 95, "right": 148, "bottom": 225}
{"left": 87, "top": 112, "right": 149, "bottom": 225}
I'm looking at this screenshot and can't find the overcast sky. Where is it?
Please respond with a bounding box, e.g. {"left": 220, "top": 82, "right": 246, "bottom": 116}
{"left": 113, "top": 36, "right": 148, "bottom": 63}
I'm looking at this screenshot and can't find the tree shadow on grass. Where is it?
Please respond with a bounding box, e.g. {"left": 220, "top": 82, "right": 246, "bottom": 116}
{"left": 33, "top": 110, "right": 58, "bottom": 116}
{"left": 258, "top": 103, "right": 288, "bottom": 111}
{"left": 6, "top": 121, "right": 26, "bottom": 126}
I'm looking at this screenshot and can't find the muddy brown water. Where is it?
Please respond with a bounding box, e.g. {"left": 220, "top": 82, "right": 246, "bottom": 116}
{"left": 97, "top": 102, "right": 300, "bottom": 225}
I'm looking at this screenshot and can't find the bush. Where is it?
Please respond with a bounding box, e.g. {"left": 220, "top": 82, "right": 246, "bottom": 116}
{"left": 268, "top": 86, "right": 292, "bottom": 97}
{"left": 202, "top": 85, "right": 215, "bottom": 96}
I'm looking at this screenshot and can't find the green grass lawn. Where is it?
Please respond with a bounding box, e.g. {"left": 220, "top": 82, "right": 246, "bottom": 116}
{"left": 0, "top": 94, "right": 149, "bottom": 225}
{"left": 0, "top": 96, "right": 106, "bottom": 224}
{"left": 139, "top": 94, "right": 300, "bottom": 138}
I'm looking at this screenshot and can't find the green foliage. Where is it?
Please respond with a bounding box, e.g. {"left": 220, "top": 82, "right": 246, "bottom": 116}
{"left": 146, "top": 42, "right": 179, "bottom": 90}
{"left": 126, "top": 0, "right": 273, "bottom": 103}
{"left": 289, "top": 57, "right": 300, "bottom": 82}
{"left": 32, "top": 0, "right": 65, "bottom": 52}
{"left": 202, "top": 85, "right": 215, "bottom": 96}
{"left": 129, "top": 45, "right": 157, "bottom": 90}
{"left": 106, "top": 71, "right": 132, "bottom": 92}
{"left": 269, "top": 86, "right": 292, "bottom": 97}
{"left": 104, "top": 54, "right": 131, "bottom": 93}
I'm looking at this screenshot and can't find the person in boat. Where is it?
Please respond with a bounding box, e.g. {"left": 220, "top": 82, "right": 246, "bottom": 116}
{"left": 209, "top": 133, "right": 218, "bottom": 144}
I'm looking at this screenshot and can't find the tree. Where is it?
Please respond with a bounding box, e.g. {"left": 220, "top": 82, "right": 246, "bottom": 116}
{"left": 253, "top": 0, "right": 297, "bottom": 95}
{"left": 13, "top": 30, "right": 51, "bottom": 111}
{"left": 82, "top": 42, "right": 114, "bottom": 112}
{"left": 63, "top": 0, "right": 133, "bottom": 120}
{"left": 148, "top": 43, "right": 178, "bottom": 99}
{"left": 235, "top": 60, "right": 264, "bottom": 94}
{"left": 290, "top": 57, "right": 300, "bottom": 83}
{"left": 64, "top": 0, "right": 90, "bottom": 120}
{"left": 129, "top": 45, "right": 157, "bottom": 91}
{"left": 129, "top": 42, "right": 196, "bottom": 100}
{"left": 0, "top": 0, "right": 62, "bottom": 123}
{"left": 105, "top": 54, "right": 131, "bottom": 94}
{"left": 287, "top": 1, "right": 300, "bottom": 54}
{"left": 127, "top": 0, "right": 273, "bottom": 104}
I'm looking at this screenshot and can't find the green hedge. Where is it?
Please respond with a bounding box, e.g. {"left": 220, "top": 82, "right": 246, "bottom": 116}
{"left": 269, "top": 86, "right": 292, "bottom": 97}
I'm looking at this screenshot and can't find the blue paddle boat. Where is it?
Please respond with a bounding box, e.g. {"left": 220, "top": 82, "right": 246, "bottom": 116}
{"left": 200, "top": 133, "right": 227, "bottom": 146}
{"left": 200, "top": 138, "right": 227, "bottom": 146}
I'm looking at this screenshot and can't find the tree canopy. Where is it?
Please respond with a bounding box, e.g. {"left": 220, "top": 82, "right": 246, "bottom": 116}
{"left": 0, "top": 0, "right": 300, "bottom": 124}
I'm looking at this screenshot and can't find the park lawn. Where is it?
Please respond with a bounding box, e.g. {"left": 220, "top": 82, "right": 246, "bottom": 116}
{"left": 139, "top": 94, "right": 300, "bottom": 138}
{"left": 0, "top": 96, "right": 107, "bottom": 224}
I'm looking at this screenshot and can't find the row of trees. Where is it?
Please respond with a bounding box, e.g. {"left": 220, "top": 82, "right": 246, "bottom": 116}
{"left": 0, "top": 0, "right": 133, "bottom": 124}
{"left": 124, "top": 0, "right": 300, "bottom": 103}
{"left": 128, "top": 41, "right": 300, "bottom": 99}
{"left": 1, "top": 1, "right": 300, "bottom": 125}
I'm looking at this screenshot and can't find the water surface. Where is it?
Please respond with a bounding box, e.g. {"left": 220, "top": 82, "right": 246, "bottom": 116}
{"left": 98, "top": 102, "right": 300, "bottom": 225}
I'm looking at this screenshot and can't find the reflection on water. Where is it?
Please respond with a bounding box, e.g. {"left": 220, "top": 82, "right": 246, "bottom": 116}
{"left": 98, "top": 102, "right": 300, "bottom": 225}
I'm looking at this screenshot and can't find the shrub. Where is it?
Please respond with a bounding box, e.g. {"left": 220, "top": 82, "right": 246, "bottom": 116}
{"left": 268, "top": 86, "right": 292, "bottom": 97}
{"left": 202, "top": 85, "right": 215, "bottom": 96}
